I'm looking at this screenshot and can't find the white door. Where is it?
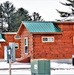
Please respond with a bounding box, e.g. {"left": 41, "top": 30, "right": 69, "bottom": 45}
{"left": 4, "top": 46, "right": 7, "bottom": 60}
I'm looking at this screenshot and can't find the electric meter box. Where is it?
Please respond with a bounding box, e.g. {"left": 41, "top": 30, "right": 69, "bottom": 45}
{"left": 31, "top": 59, "right": 50, "bottom": 75}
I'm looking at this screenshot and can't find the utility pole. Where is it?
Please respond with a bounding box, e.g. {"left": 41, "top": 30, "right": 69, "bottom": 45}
{"left": 4, "top": 42, "right": 15, "bottom": 75}
{"left": 9, "top": 59, "right": 11, "bottom": 75}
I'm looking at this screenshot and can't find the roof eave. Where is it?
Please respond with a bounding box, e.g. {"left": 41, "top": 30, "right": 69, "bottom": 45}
{"left": 30, "top": 32, "right": 63, "bottom": 34}
{"left": 0, "top": 34, "right": 6, "bottom": 42}
{"left": 54, "top": 21, "right": 74, "bottom": 24}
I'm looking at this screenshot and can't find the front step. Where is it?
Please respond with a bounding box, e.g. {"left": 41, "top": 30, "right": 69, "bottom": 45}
{"left": 16, "top": 56, "right": 30, "bottom": 63}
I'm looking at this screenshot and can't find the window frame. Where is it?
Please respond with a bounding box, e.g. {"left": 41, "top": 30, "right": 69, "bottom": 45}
{"left": 24, "top": 37, "right": 28, "bottom": 54}
{"left": 15, "top": 43, "right": 19, "bottom": 49}
{"left": 14, "top": 35, "right": 21, "bottom": 39}
{"left": 42, "top": 36, "right": 54, "bottom": 42}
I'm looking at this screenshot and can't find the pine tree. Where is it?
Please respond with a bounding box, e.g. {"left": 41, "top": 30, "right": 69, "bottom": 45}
{"left": 57, "top": 0, "right": 74, "bottom": 21}
{"left": 0, "top": 1, "right": 15, "bottom": 31}
{"left": 12, "top": 8, "right": 32, "bottom": 31}
{"left": 31, "top": 12, "right": 44, "bottom": 21}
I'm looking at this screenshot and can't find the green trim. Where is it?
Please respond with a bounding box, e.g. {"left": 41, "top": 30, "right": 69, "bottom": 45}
{"left": 0, "top": 34, "right": 6, "bottom": 41}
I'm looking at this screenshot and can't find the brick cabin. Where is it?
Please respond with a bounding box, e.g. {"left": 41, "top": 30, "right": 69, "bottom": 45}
{"left": 0, "top": 32, "right": 21, "bottom": 59}
{"left": 16, "top": 21, "right": 74, "bottom": 60}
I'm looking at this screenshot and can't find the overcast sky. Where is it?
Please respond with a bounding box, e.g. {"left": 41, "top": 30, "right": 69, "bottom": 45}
{"left": 0, "top": 0, "right": 70, "bottom": 21}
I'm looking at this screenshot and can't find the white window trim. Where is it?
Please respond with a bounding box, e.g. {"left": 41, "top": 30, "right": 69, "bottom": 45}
{"left": 42, "top": 36, "right": 54, "bottom": 42}
{"left": 24, "top": 37, "right": 28, "bottom": 54}
{"left": 15, "top": 43, "right": 19, "bottom": 49}
{"left": 24, "top": 37, "right": 28, "bottom": 46}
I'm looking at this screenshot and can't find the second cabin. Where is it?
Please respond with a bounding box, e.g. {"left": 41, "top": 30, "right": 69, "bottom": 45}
{"left": 16, "top": 21, "right": 74, "bottom": 59}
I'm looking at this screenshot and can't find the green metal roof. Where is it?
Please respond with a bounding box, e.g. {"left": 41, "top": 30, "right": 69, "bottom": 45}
{"left": 0, "top": 34, "right": 6, "bottom": 42}
{"left": 22, "top": 21, "right": 62, "bottom": 33}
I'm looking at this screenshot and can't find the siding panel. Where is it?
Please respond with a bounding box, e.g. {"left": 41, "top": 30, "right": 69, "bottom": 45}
{"left": 33, "top": 23, "right": 74, "bottom": 59}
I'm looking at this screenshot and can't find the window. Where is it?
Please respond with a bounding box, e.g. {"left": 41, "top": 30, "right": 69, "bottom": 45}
{"left": 25, "top": 38, "right": 28, "bottom": 46}
{"left": 42, "top": 37, "right": 54, "bottom": 42}
{"left": 43, "top": 38, "right": 48, "bottom": 41}
{"left": 15, "top": 43, "right": 19, "bottom": 49}
{"left": 24, "top": 38, "right": 28, "bottom": 53}
{"left": 25, "top": 46, "right": 28, "bottom": 53}
{"left": 15, "top": 35, "right": 20, "bottom": 39}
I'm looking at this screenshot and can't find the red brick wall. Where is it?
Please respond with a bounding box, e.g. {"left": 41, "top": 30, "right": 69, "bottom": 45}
{"left": 33, "top": 23, "right": 74, "bottom": 59}
{"left": 0, "top": 33, "right": 21, "bottom": 59}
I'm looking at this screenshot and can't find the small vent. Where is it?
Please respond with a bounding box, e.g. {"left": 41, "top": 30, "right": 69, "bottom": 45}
{"left": 15, "top": 35, "right": 20, "bottom": 39}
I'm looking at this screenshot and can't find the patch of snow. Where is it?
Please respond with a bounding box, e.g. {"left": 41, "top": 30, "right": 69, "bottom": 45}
{"left": 51, "top": 61, "right": 74, "bottom": 74}
{"left": 0, "top": 62, "right": 31, "bottom": 69}
{"left": 0, "top": 39, "right": 5, "bottom": 42}
{"left": 0, "top": 62, "right": 31, "bottom": 74}
{"left": 51, "top": 62, "right": 74, "bottom": 68}
{"left": 0, "top": 61, "right": 74, "bottom": 74}
{"left": 0, "top": 70, "right": 31, "bottom": 75}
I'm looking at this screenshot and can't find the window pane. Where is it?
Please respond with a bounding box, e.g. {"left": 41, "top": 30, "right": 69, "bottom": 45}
{"left": 25, "top": 39, "right": 26, "bottom": 45}
{"left": 48, "top": 38, "right": 54, "bottom": 42}
{"left": 25, "top": 38, "right": 28, "bottom": 46}
{"left": 15, "top": 43, "right": 18, "bottom": 48}
{"left": 26, "top": 38, "right": 28, "bottom": 46}
{"left": 25, "top": 46, "right": 28, "bottom": 53}
{"left": 43, "top": 38, "right": 48, "bottom": 41}
{"left": 15, "top": 36, "right": 20, "bottom": 38}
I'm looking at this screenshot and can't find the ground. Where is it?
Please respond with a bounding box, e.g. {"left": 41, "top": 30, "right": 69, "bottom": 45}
{"left": 0, "top": 60, "right": 74, "bottom": 75}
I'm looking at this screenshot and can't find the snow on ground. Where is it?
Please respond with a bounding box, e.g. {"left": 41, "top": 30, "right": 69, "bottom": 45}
{"left": 0, "top": 62, "right": 31, "bottom": 69}
{"left": 51, "top": 62, "right": 74, "bottom": 68}
{"left": 0, "top": 69, "right": 31, "bottom": 75}
{"left": 0, "top": 62, "right": 31, "bottom": 75}
{"left": 0, "top": 61, "right": 74, "bottom": 75}
{"left": 51, "top": 62, "right": 74, "bottom": 74}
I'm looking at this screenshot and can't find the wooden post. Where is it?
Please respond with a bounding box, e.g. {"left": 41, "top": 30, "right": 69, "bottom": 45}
{"left": 73, "top": 36, "right": 74, "bottom": 45}
{"left": 9, "top": 59, "right": 11, "bottom": 75}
